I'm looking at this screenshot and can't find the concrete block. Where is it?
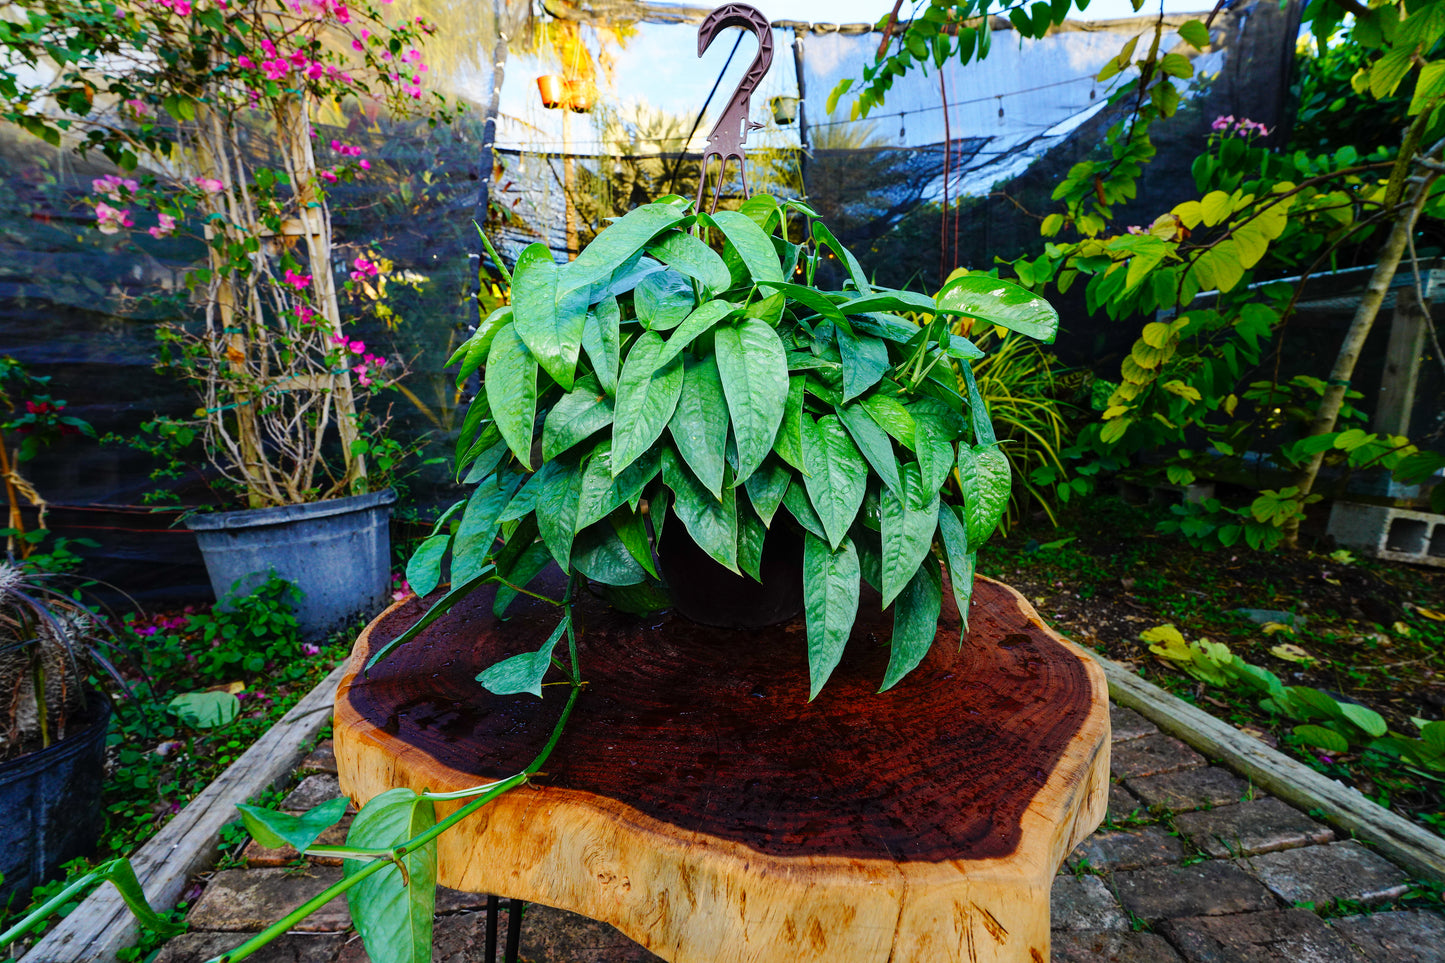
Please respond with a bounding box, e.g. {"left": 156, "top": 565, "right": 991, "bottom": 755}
{"left": 1328, "top": 502, "right": 1445, "bottom": 568}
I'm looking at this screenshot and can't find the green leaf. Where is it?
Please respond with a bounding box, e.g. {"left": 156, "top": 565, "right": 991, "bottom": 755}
{"left": 811, "top": 220, "right": 872, "bottom": 295}
{"left": 563, "top": 202, "right": 687, "bottom": 294}
{"left": 669, "top": 355, "right": 729, "bottom": 498}
{"left": 581, "top": 296, "right": 621, "bottom": 395}
{"left": 715, "top": 318, "right": 790, "bottom": 484}
{"left": 936, "top": 274, "right": 1058, "bottom": 343}
{"left": 452, "top": 474, "right": 518, "bottom": 585}
{"left": 449, "top": 305, "right": 511, "bottom": 387}
{"left": 167, "top": 690, "right": 239, "bottom": 728}
{"left": 237, "top": 798, "right": 348, "bottom": 854}
{"left": 575, "top": 445, "right": 662, "bottom": 530}
{"left": 612, "top": 331, "right": 685, "bottom": 476}
{"left": 512, "top": 243, "right": 588, "bottom": 390}
{"left": 754, "top": 280, "right": 848, "bottom": 323}
{"left": 494, "top": 540, "right": 551, "bottom": 619}
{"left": 743, "top": 458, "right": 792, "bottom": 527}
{"left": 801, "top": 414, "right": 869, "bottom": 550}
{"left": 1293, "top": 724, "right": 1349, "bottom": 754}
{"left": 837, "top": 289, "right": 937, "bottom": 317}
{"left": 634, "top": 270, "right": 697, "bottom": 331}
{"left": 774, "top": 376, "right": 806, "bottom": 469}
{"left": 705, "top": 210, "right": 784, "bottom": 284}
{"left": 882, "top": 560, "right": 941, "bottom": 691}
{"left": 803, "top": 532, "right": 861, "bottom": 700}
{"left": 535, "top": 460, "right": 584, "bottom": 569}
{"left": 406, "top": 532, "right": 451, "bottom": 598}
{"left": 880, "top": 462, "right": 941, "bottom": 607}
{"left": 836, "top": 402, "right": 900, "bottom": 494}
{"left": 610, "top": 508, "right": 657, "bottom": 578}
{"left": 655, "top": 300, "right": 739, "bottom": 368}
{"left": 647, "top": 231, "right": 731, "bottom": 297}
{"left": 861, "top": 394, "right": 917, "bottom": 448}
{"left": 957, "top": 444, "right": 1011, "bottom": 548}
{"left": 1411, "top": 61, "right": 1445, "bottom": 115}
{"left": 367, "top": 566, "right": 497, "bottom": 669}
{"left": 1178, "top": 18, "right": 1210, "bottom": 47}
{"left": 912, "top": 405, "right": 957, "bottom": 497}
{"left": 485, "top": 323, "right": 538, "bottom": 470}
{"left": 834, "top": 325, "right": 888, "bottom": 403}
{"left": 662, "top": 449, "right": 738, "bottom": 572}
{"left": 782, "top": 478, "right": 827, "bottom": 540}
{"left": 935, "top": 503, "right": 974, "bottom": 636}
{"left": 1340, "top": 703, "right": 1387, "bottom": 739}
{"left": 477, "top": 617, "right": 568, "bottom": 696}
{"left": 737, "top": 495, "right": 767, "bottom": 581}
{"left": 542, "top": 373, "right": 613, "bottom": 461}
{"left": 345, "top": 789, "right": 436, "bottom": 963}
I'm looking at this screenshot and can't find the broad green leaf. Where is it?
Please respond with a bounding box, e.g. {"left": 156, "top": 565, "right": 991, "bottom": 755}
{"left": 861, "top": 394, "right": 917, "bottom": 448}
{"left": 715, "top": 319, "right": 790, "bottom": 484}
{"left": 647, "top": 231, "right": 731, "bottom": 297}
{"left": 782, "top": 478, "right": 827, "bottom": 540}
{"left": 835, "top": 325, "right": 888, "bottom": 402}
{"left": 406, "top": 532, "right": 450, "bottom": 598}
{"left": 1177, "top": 18, "right": 1210, "bottom": 47}
{"left": 581, "top": 296, "right": 621, "bottom": 395}
{"left": 662, "top": 450, "right": 738, "bottom": 572}
{"left": 512, "top": 243, "right": 588, "bottom": 390}
{"left": 957, "top": 444, "right": 1011, "bottom": 548}
{"left": 801, "top": 414, "right": 869, "bottom": 550}
{"left": 774, "top": 376, "right": 806, "bottom": 469}
{"left": 936, "top": 274, "right": 1059, "bottom": 343}
{"left": 656, "top": 300, "right": 739, "bottom": 367}
{"left": 575, "top": 445, "right": 662, "bottom": 530}
{"left": 912, "top": 406, "right": 956, "bottom": 497}
{"left": 803, "top": 532, "right": 860, "bottom": 700}
{"left": 744, "top": 457, "right": 791, "bottom": 526}
{"left": 237, "top": 798, "right": 348, "bottom": 854}
{"left": 563, "top": 202, "right": 687, "bottom": 294}
{"left": 1293, "top": 724, "right": 1349, "bottom": 754}
{"left": 449, "top": 305, "right": 511, "bottom": 387}
{"left": 754, "top": 280, "right": 848, "bottom": 323}
{"left": 837, "top": 289, "right": 936, "bottom": 316}
{"left": 367, "top": 566, "right": 497, "bottom": 669}
{"left": 705, "top": 209, "right": 784, "bottom": 284}
{"left": 596, "top": 253, "right": 662, "bottom": 302}
{"left": 535, "top": 460, "right": 584, "bottom": 569}
{"left": 485, "top": 323, "right": 538, "bottom": 469}
{"left": 452, "top": 474, "right": 519, "bottom": 584}
{"left": 936, "top": 502, "right": 975, "bottom": 635}
{"left": 960, "top": 364, "right": 996, "bottom": 447}
{"left": 882, "top": 560, "right": 942, "bottom": 691}
{"left": 167, "top": 690, "right": 239, "bottom": 728}
{"left": 737, "top": 495, "right": 767, "bottom": 581}
{"left": 635, "top": 270, "right": 697, "bottom": 331}
{"left": 811, "top": 220, "right": 872, "bottom": 295}
{"left": 612, "top": 331, "right": 685, "bottom": 475}
{"left": 836, "top": 402, "right": 900, "bottom": 495}
{"left": 1341, "top": 703, "right": 1387, "bottom": 739}
{"left": 498, "top": 462, "right": 554, "bottom": 523}
{"left": 610, "top": 508, "right": 658, "bottom": 578}
{"left": 494, "top": 540, "right": 551, "bottom": 619}
{"left": 346, "top": 789, "right": 436, "bottom": 963}
{"left": 477, "top": 617, "right": 568, "bottom": 696}
{"left": 542, "top": 373, "right": 613, "bottom": 461}
{"left": 880, "top": 462, "right": 941, "bottom": 607}
{"left": 669, "top": 355, "right": 729, "bottom": 497}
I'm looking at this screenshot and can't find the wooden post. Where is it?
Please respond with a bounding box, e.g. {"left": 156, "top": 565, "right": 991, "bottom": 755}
{"left": 562, "top": 109, "right": 579, "bottom": 260}
{"left": 1372, "top": 285, "right": 1428, "bottom": 437}
{"left": 792, "top": 29, "right": 808, "bottom": 198}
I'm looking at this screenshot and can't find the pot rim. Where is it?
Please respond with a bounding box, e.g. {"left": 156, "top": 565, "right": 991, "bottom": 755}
{"left": 0, "top": 694, "right": 112, "bottom": 780}
{"left": 184, "top": 488, "right": 396, "bottom": 533}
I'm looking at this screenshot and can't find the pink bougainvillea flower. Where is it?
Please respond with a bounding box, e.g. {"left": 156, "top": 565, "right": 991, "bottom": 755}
{"left": 349, "top": 256, "right": 379, "bottom": 282}
{"left": 318, "top": 168, "right": 338, "bottom": 183}
{"left": 302, "top": 643, "right": 321, "bottom": 656}
{"left": 330, "top": 333, "right": 348, "bottom": 345}
{"left": 194, "top": 176, "right": 224, "bottom": 193}
{"left": 348, "top": 340, "right": 365, "bottom": 354}
{"left": 284, "top": 268, "right": 313, "bottom": 291}
{"left": 359, "top": 159, "right": 370, "bottom": 170}
{"left": 148, "top": 212, "right": 176, "bottom": 239}
{"left": 1211, "top": 114, "right": 1234, "bottom": 131}
{"left": 94, "top": 202, "right": 133, "bottom": 235}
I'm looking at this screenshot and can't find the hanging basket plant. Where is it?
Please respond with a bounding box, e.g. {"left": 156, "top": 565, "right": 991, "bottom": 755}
{"left": 537, "top": 74, "right": 567, "bottom": 109}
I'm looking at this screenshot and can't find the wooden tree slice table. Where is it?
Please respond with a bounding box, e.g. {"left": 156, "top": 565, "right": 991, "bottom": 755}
{"left": 335, "top": 567, "right": 1109, "bottom": 963}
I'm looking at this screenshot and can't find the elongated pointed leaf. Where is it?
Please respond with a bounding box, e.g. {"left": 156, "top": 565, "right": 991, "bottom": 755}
{"left": 882, "top": 560, "right": 942, "bottom": 691}
{"left": 937, "top": 273, "right": 1059, "bottom": 343}
{"left": 635, "top": 270, "right": 696, "bottom": 331}
{"left": 563, "top": 202, "right": 687, "bottom": 293}
{"left": 804, "top": 532, "right": 860, "bottom": 700}
{"left": 581, "top": 296, "right": 621, "bottom": 395}
{"left": 737, "top": 495, "right": 767, "bottom": 582}
{"left": 957, "top": 443, "right": 1011, "bottom": 548}
{"left": 485, "top": 323, "right": 538, "bottom": 469}
{"left": 836, "top": 403, "right": 900, "bottom": 494}
{"left": 237, "top": 798, "right": 348, "bottom": 855}
{"left": 706, "top": 209, "right": 784, "bottom": 284}
{"left": 575, "top": 445, "right": 662, "bottom": 530}
{"left": 880, "top": 462, "right": 940, "bottom": 607}
{"left": 754, "top": 280, "right": 848, "bottom": 322}
{"left": 346, "top": 790, "right": 436, "bottom": 963}
{"left": 367, "top": 566, "right": 496, "bottom": 670}
{"left": 405, "top": 532, "right": 450, "bottom": 598}
{"left": 656, "top": 300, "right": 739, "bottom": 368}
{"left": 835, "top": 326, "right": 888, "bottom": 402}
{"left": 536, "top": 460, "right": 584, "bottom": 569}
{"left": 452, "top": 474, "right": 519, "bottom": 584}
{"left": 812, "top": 220, "right": 871, "bottom": 295}
{"left": 861, "top": 394, "right": 916, "bottom": 449}
{"left": 774, "top": 376, "right": 806, "bottom": 470}
{"left": 648, "top": 230, "right": 732, "bottom": 296}
{"left": 912, "top": 406, "right": 957, "bottom": 498}
{"left": 782, "top": 479, "right": 827, "bottom": 540}
{"left": 612, "top": 331, "right": 685, "bottom": 475}
{"left": 960, "top": 364, "right": 996, "bottom": 447}
{"left": 669, "top": 355, "right": 728, "bottom": 497}
{"left": 715, "top": 318, "right": 789, "bottom": 484}
{"left": 477, "top": 616, "right": 568, "bottom": 696}
{"left": 610, "top": 508, "right": 658, "bottom": 578}
{"left": 499, "top": 462, "right": 555, "bottom": 523}
{"left": 936, "top": 502, "right": 975, "bottom": 636}
{"left": 801, "top": 414, "right": 868, "bottom": 550}
{"left": 744, "top": 458, "right": 791, "bottom": 526}
{"left": 449, "top": 305, "right": 512, "bottom": 387}
{"left": 662, "top": 449, "right": 737, "bottom": 573}
{"left": 542, "top": 373, "right": 613, "bottom": 461}
{"left": 838, "top": 290, "right": 936, "bottom": 316}
{"left": 512, "top": 243, "right": 588, "bottom": 390}
{"left": 572, "top": 523, "right": 646, "bottom": 586}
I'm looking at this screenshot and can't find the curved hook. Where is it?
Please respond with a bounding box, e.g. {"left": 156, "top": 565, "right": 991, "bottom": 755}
{"left": 694, "top": 3, "right": 774, "bottom": 212}
{"left": 697, "top": 2, "right": 773, "bottom": 61}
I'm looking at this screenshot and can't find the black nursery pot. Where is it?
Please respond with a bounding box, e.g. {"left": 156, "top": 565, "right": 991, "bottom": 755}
{"left": 656, "top": 509, "right": 805, "bottom": 630}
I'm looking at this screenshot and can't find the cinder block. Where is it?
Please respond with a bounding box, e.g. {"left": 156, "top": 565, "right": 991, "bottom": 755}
{"left": 1327, "top": 501, "right": 1445, "bottom": 568}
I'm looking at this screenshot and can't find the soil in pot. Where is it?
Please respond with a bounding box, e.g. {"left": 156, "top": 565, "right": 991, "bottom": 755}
{"left": 655, "top": 509, "right": 804, "bottom": 629}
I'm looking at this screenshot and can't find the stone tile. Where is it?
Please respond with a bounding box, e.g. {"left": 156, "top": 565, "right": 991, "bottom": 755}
{"left": 1173, "top": 797, "right": 1333, "bottom": 858}
{"left": 1114, "top": 861, "right": 1276, "bottom": 921}
{"left": 1070, "top": 825, "right": 1184, "bottom": 873}
{"left": 1110, "top": 733, "right": 1207, "bottom": 780}
{"left": 1160, "top": 909, "right": 1368, "bottom": 963}
{"left": 154, "top": 932, "right": 344, "bottom": 963}
{"left": 299, "top": 740, "right": 338, "bottom": 775}
{"left": 1110, "top": 705, "right": 1159, "bottom": 742}
{"left": 187, "top": 868, "right": 351, "bottom": 932}
{"left": 1332, "top": 910, "right": 1445, "bottom": 963}
{"left": 1239, "top": 842, "right": 1411, "bottom": 908}
{"left": 1050, "top": 930, "right": 1185, "bottom": 963}
{"left": 435, "top": 887, "right": 492, "bottom": 914}
{"left": 1126, "top": 767, "right": 1250, "bottom": 813}
{"left": 1108, "top": 783, "right": 1149, "bottom": 822}
{"left": 282, "top": 774, "right": 346, "bottom": 813}
{"left": 245, "top": 818, "right": 352, "bottom": 868}
{"left": 1050, "top": 874, "right": 1128, "bottom": 931}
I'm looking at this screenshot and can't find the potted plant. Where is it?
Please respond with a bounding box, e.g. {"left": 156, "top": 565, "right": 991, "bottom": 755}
{"left": 0, "top": 0, "right": 450, "bottom": 639}
{"left": 398, "top": 193, "right": 1058, "bottom": 696}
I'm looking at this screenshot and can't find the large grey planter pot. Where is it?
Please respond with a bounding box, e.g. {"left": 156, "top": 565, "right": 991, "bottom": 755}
{"left": 186, "top": 489, "right": 397, "bottom": 641}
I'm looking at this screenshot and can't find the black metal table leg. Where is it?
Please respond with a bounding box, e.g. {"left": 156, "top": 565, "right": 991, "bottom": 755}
{"left": 485, "top": 893, "right": 499, "bottom": 963}
{"left": 505, "top": 898, "right": 525, "bottom": 963}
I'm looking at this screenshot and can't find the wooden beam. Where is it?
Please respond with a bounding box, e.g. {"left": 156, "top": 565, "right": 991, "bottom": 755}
{"left": 1373, "top": 284, "right": 1428, "bottom": 437}
{"left": 1094, "top": 653, "right": 1445, "bottom": 882}
{"left": 17, "top": 664, "right": 347, "bottom": 963}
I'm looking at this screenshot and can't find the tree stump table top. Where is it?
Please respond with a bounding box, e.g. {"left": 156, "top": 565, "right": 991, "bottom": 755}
{"left": 335, "top": 568, "right": 1110, "bottom": 963}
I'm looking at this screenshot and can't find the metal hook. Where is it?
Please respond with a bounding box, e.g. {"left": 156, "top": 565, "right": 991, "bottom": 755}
{"left": 694, "top": 3, "right": 774, "bottom": 213}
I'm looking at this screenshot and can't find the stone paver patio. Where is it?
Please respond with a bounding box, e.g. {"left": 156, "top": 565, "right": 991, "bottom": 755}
{"left": 154, "top": 706, "right": 1445, "bottom": 963}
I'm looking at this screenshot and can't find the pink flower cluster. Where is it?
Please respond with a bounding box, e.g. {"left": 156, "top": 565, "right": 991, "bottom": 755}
{"left": 155, "top": 0, "right": 193, "bottom": 15}
{"left": 1211, "top": 115, "right": 1271, "bottom": 137}
{"left": 194, "top": 176, "right": 224, "bottom": 193}
{"left": 95, "top": 203, "right": 134, "bottom": 235}
{"left": 149, "top": 212, "right": 177, "bottom": 239}
{"left": 93, "top": 174, "right": 139, "bottom": 201}
{"left": 391, "top": 573, "right": 412, "bottom": 601}
{"left": 330, "top": 334, "right": 389, "bottom": 386}
{"left": 284, "top": 268, "right": 313, "bottom": 291}
{"left": 349, "top": 256, "right": 379, "bottom": 282}
{"left": 330, "top": 140, "right": 364, "bottom": 158}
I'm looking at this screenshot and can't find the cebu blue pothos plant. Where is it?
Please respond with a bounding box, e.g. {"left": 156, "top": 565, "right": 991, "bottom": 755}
{"left": 393, "top": 193, "right": 1058, "bottom": 698}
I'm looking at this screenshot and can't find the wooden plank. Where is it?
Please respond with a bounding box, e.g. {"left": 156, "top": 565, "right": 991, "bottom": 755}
{"left": 19, "top": 664, "right": 348, "bottom": 963}
{"left": 1372, "top": 284, "right": 1427, "bottom": 437}
{"left": 1094, "top": 653, "right": 1445, "bottom": 882}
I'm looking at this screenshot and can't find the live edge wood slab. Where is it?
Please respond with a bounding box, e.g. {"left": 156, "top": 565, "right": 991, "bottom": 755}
{"left": 335, "top": 568, "right": 1109, "bottom": 963}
